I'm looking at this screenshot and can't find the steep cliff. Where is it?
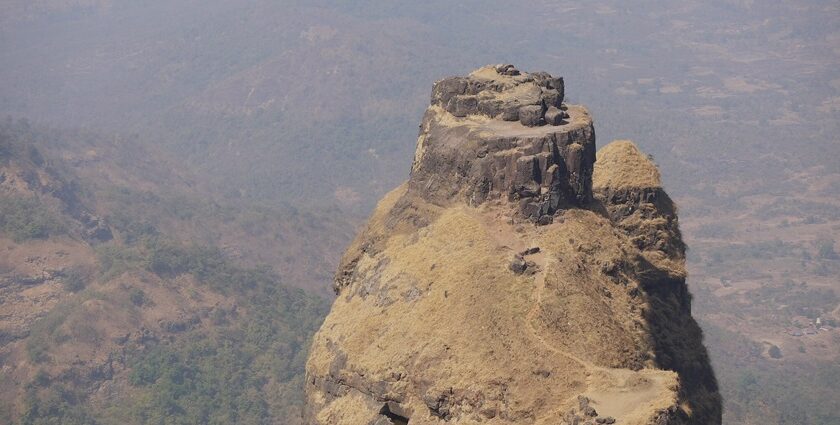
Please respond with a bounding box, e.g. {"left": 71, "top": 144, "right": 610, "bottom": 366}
{"left": 305, "top": 65, "right": 721, "bottom": 424}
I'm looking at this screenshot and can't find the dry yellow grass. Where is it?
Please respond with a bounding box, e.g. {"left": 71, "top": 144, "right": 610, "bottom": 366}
{"left": 307, "top": 72, "right": 716, "bottom": 424}
{"left": 308, "top": 198, "right": 682, "bottom": 423}
{"left": 583, "top": 368, "right": 679, "bottom": 425}
{"left": 593, "top": 140, "right": 661, "bottom": 190}
{"left": 311, "top": 206, "right": 578, "bottom": 423}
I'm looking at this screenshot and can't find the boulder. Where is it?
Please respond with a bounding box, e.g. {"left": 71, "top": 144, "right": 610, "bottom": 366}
{"left": 509, "top": 256, "right": 527, "bottom": 274}
{"left": 519, "top": 104, "right": 545, "bottom": 127}
{"left": 431, "top": 77, "right": 468, "bottom": 106}
{"left": 545, "top": 106, "right": 565, "bottom": 125}
{"left": 448, "top": 95, "right": 479, "bottom": 117}
{"left": 519, "top": 247, "right": 540, "bottom": 256}
{"left": 495, "top": 63, "right": 521, "bottom": 76}
{"left": 542, "top": 89, "right": 563, "bottom": 108}
{"left": 500, "top": 104, "right": 520, "bottom": 121}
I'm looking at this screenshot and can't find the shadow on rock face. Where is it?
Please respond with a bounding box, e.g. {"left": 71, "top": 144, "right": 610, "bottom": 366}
{"left": 634, "top": 253, "right": 722, "bottom": 424}
{"left": 600, "top": 184, "right": 721, "bottom": 424}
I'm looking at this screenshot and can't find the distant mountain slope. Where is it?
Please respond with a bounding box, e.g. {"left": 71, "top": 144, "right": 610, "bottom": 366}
{"left": 0, "top": 118, "right": 355, "bottom": 295}
{"left": 0, "top": 120, "right": 347, "bottom": 423}
{"left": 1, "top": 0, "right": 838, "bottom": 212}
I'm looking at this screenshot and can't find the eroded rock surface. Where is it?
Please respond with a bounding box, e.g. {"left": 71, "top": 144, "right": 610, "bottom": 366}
{"left": 430, "top": 64, "right": 566, "bottom": 127}
{"left": 305, "top": 66, "right": 721, "bottom": 425}
{"left": 411, "top": 65, "right": 594, "bottom": 225}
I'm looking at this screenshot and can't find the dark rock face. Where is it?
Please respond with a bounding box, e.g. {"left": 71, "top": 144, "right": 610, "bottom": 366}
{"left": 592, "top": 144, "right": 723, "bottom": 425}
{"left": 597, "top": 187, "right": 684, "bottom": 255}
{"left": 410, "top": 65, "right": 595, "bottom": 224}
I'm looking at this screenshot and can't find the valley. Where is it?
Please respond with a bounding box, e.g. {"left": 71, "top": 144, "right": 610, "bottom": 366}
{"left": 1, "top": 0, "right": 838, "bottom": 423}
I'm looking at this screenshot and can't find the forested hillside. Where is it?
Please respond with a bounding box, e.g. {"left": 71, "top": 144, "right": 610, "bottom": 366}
{"left": 0, "top": 121, "right": 340, "bottom": 423}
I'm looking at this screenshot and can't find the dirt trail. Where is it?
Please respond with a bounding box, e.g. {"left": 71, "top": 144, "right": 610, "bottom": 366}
{"left": 521, "top": 246, "right": 676, "bottom": 422}
{"left": 481, "top": 210, "right": 677, "bottom": 423}
{"left": 480, "top": 209, "right": 595, "bottom": 369}
{"left": 523, "top": 251, "right": 595, "bottom": 370}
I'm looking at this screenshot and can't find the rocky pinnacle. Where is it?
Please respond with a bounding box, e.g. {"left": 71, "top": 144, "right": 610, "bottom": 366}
{"left": 305, "top": 65, "right": 721, "bottom": 425}
{"left": 409, "top": 64, "right": 595, "bottom": 224}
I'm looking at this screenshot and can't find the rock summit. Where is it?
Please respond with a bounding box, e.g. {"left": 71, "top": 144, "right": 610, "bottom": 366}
{"left": 304, "top": 65, "right": 721, "bottom": 425}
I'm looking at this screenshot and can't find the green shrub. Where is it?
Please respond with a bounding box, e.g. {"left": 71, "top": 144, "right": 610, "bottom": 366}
{"left": 129, "top": 288, "right": 148, "bottom": 307}
{"left": 60, "top": 267, "right": 89, "bottom": 293}
{"left": 26, "top": 333, "right": 51, "bottom": 364}
{"left": 117, "top": 247, "right": 329, "bottom": 424}
{"left": 26, "top": 237, "right": 329, "bottom": 423}
{"left": 96, "top": 244, "right": 146, "bottom": 279}
{"left": 816, "top": 238, "right": 838, "bottom": 260}
{"left": 147, "top": 240, "right": 196, "bottom": 277}
{"left": 30, "top": 370, "right": 51, "bottom": 388}
{"left": 25, "top": 292, "right": 101, "bottom": 363}
{"left": 20, "top": 385, "right": 98, "bottom": 425}
{"left": 144, "top": 239, "right": 258, "bottom": 293}
{"left": 0, "top": 195, "right": 65, "bottom": 242}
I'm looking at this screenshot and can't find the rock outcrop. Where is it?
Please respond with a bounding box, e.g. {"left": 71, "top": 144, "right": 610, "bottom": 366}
{"left": 305, "top": 66, "right": 721, "bottom": 424}
{"left": 430, "top": 64, "right": 567, "bottom": 127}
{"left": 410, "top": 64, "right": 593, "bottom": 226}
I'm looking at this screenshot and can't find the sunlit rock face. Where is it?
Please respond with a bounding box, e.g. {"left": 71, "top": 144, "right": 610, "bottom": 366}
{"left": 304, "top": 65, "right": 721, "bottom": 425}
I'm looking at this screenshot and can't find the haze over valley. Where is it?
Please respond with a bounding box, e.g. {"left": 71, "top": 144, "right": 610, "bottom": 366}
{"left": 1, "top": 1, "right": 838, "bottom": 423}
